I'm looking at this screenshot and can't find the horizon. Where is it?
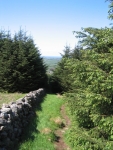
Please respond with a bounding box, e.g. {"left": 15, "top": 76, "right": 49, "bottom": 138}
{"left": 42, "top": 55, "right": 61, "bottom": 57}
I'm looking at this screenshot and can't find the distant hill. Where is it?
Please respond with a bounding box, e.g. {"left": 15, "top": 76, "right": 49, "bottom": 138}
{"left": 43, "top": 56, "right": 61, "bottom": 73}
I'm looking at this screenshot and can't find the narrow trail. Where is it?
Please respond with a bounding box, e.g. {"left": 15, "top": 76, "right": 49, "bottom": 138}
{"left": 54, "top": 104, "right": 71, "bottom": 150}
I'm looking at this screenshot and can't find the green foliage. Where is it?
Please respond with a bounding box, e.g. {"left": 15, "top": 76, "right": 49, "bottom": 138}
{"left": 107, "top": 0, "right": 113, "bottom": 20}
{"left": 54, "top": 26, "right": 113, "bottom": 149}
{"left": 47, "top": 74, "right": 62, "bottom": 93}
{"left": 60, "top": 45, "right": 82, "bottom": 60}
{"left": 0, "top": 29, "right": 47, "bottom": 93}
{"left": 51, "top": 46, "right": 82, "bottom": 93}
{"left": 52, "top": 58, "right": 74, "bottom": 92}
{"left": 60, "top": 45, "right": 72, "bottom": 58}
{"left": 74, "top": 27, "right": 113, "bottom": 53}
{"left": 71, "top": 45, "right": 82, "bottom": 60}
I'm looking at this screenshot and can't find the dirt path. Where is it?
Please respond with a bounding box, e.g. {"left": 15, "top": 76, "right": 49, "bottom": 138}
{"left": 54, "top": 104, "right": 71, "bottom": 150}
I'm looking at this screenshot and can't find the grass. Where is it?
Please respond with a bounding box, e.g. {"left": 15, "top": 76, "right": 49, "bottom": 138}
{"left": 17, "top": 94, "right": 64, "bottom": 150}
{"left": 0, "top": 92, "right": 26, "bottom": 108}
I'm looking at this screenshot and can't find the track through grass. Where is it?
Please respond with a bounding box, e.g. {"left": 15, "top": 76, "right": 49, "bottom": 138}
{"left": 17, "top": 94, "right": 64, "bottom": 150}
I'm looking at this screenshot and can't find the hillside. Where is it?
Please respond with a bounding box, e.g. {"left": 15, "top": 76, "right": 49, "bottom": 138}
{"left": 43, "top": 56, "right": 61, "bottom": 73}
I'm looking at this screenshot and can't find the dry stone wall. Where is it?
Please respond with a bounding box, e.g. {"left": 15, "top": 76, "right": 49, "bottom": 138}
{"left": 0, "top": 88, "right": 45, "bottom": 150}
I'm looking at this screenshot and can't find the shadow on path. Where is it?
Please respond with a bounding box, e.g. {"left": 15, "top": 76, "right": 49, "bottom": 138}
{"left": 15, "top": 95, "right": 47, "bottom": 150}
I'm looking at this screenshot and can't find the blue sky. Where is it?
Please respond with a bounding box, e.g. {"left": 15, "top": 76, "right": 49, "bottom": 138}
{"left": 0, "top": 0, "right": 111, "bottom": 56}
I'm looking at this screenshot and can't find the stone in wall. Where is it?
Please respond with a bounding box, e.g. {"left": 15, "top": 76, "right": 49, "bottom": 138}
{"left": 0, "top": 88, "right": 45, "bottom": 150}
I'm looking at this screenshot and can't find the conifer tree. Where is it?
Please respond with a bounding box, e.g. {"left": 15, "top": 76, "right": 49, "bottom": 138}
{"left": 0, "top": 29, "right": 47, "bottom": 92}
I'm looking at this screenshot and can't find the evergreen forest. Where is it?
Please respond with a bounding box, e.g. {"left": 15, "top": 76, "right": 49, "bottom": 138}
{"left": 0, "top": 30, "right": 47, "bottom": 93}
{"left": 0, "top": 0, "right": 113, "bottom": 149}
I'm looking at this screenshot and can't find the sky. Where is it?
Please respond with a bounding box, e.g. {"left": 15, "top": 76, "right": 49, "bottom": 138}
{"left": 0, "top": 0, "right": 111, "bottom": 56}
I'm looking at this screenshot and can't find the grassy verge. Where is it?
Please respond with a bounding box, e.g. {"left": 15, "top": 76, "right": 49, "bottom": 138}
{"left": 0, "top": 92, "right": 26, "bottom": 107}
{"left": 17, "top": 94, "right": 64, "bottom": 150}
